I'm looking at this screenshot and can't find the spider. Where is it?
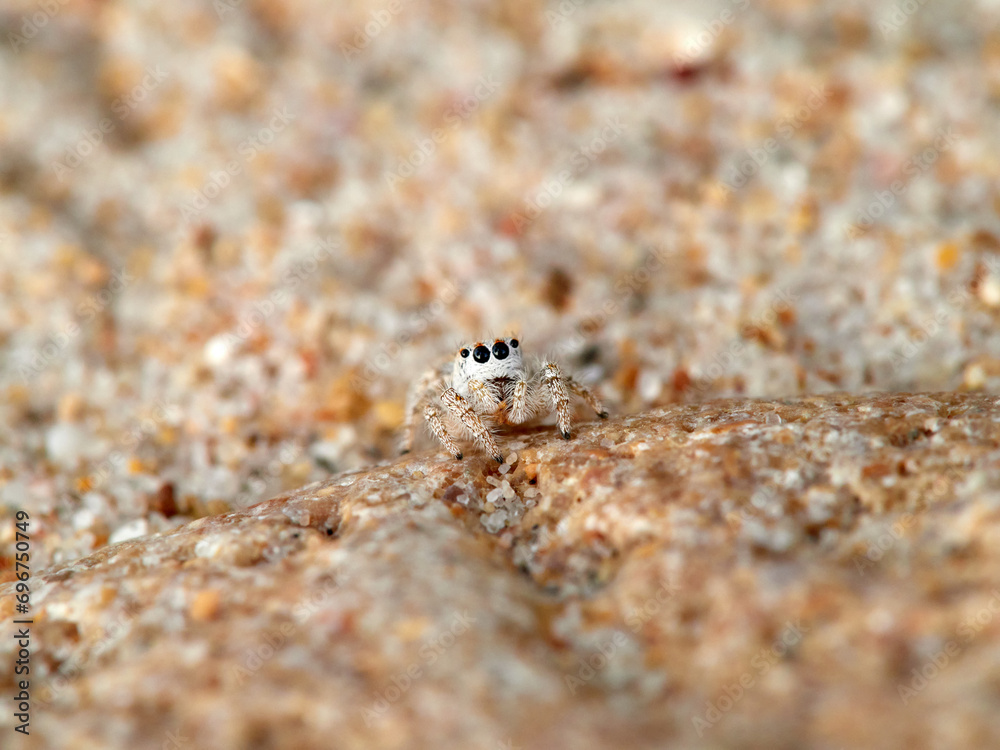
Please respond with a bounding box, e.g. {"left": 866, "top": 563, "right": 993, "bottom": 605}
{"left": 400, "top": 336, "right": 608, "bottom": 463}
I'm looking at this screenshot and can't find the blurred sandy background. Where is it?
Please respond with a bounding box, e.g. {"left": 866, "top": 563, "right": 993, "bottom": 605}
{"left": 2, "top": 0, "right": 999, "bottom": 568}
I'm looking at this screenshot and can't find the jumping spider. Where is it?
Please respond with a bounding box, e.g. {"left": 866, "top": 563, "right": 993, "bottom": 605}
{"left": 400, "top": 336, "right": 608, "bottom": 463}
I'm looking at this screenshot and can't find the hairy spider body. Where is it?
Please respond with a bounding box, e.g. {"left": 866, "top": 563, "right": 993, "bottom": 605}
{"left": 400, "top": 336, "right": 608, "bottom": 463}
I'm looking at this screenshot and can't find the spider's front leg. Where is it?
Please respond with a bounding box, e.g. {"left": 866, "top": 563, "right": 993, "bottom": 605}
{"left": 422, "top": 402, "right": 465, "bottom": 460}
{"left": 441, "top": 387, "right": 504, "bottom": 463}
{"left": 541, "top": 362, "right": 574, "bottom": 439}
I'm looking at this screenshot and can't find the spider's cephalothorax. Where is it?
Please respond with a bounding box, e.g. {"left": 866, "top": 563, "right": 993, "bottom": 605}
{"left": 400, "top": 336, "right": 608, "bottom": 463}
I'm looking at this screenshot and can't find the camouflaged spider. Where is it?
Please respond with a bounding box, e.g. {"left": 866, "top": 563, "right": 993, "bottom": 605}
{"left": 400, "top": 336, "right": 608, "bottom": 463}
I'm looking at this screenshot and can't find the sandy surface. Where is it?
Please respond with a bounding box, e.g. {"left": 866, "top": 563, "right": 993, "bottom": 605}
{"left": 1, "top": 0, "right": 1000, "bottom": 747}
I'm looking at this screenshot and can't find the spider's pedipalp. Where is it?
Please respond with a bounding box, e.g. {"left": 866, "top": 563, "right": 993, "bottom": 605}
{"left": 467, "top": 378, "right": 502, "bottom": 412}
{"left": 508, "top": 378, "right": 533, "bottom": 424}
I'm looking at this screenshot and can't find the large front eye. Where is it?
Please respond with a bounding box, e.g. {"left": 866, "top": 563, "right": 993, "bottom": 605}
{"left": 492, "top": 341, "right": 509, "bottom": 360}
{"left": 472, "top": 345, "right": 490, "bottom": 363}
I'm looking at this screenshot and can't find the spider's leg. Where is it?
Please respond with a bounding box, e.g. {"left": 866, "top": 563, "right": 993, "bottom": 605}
{"left": 441, "top": 387, "right": 504, "bottom": 463}
{"left": 565, "top": 375, "right": 609, "bottom": 419}
{"left": 422, "top": 402, "right": 465, "bottom": 460}
{"left": 400, "top": 367, "right": 444, "bottom": 455}
{"left": 541, "top": 362, "right": 574, "bottom": 439}
{"left": 508, "top": 378, "right": 534, "bottom": 424}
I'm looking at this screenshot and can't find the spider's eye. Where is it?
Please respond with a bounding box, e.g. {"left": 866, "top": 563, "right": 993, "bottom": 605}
{"left": 460, "top": 348, "right": 470, "bottom": 358}
{"left": 472, "top": 345, "right": 490, "bottom": 363}
{"left": 492, "top": 341, "right": 509, "bottom": 360}
{"left": 509, "top": 338, "right": 519, "bottom": 348}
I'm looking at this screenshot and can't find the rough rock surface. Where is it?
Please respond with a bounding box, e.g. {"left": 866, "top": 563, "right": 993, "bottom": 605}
{"left": 4, "top": 0, "right": 1000, "bottom": 576}
{"left": 4, "top": 392, "right": 1000, "bottom": 750}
